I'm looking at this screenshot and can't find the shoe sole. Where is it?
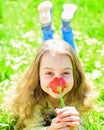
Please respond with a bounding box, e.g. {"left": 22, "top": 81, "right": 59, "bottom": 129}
{"left": 62, "top": 4, "right": 77, "bottom": 21}
{"left": 38, "top": 1, "right": 52, "bottom": 25}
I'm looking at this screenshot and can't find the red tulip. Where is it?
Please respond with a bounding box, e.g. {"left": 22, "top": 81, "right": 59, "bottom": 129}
{"left": 49, "top": 77, "right": 66, "bottom": 94}
{"left": 49, "top": 77, "right": 66, "bottom": 107}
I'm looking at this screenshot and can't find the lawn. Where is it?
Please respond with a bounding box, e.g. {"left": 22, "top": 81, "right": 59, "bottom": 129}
{"left": 0, "top": 0, "right": 104, "bottom": 129}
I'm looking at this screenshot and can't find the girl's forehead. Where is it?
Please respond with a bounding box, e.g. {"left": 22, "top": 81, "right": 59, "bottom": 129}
{"left": 41, "top": 52, "right": 68, "bottom": 60}
{"left": 43, "top": 51, "right": 68, "bottom": 57}
{"left": 40, "top": 52, "right": 73, "bottom": 68}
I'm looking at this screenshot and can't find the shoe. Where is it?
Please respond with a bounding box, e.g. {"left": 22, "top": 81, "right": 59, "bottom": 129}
{"left": 62, "top": 4, "right": 77, "bottom": 21}
{"left": 38, "top": 1, "right": 52, "bottom": 26}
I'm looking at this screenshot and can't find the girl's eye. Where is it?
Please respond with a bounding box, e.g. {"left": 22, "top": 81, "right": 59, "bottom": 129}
{"left": 45, "top": 72, "right": 53, "bottom": 76}
{"left": 63, "top": 72, "right": 70, "bottom": 75}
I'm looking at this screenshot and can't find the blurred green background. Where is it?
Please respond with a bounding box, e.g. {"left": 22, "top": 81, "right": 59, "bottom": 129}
{"left": 0, "top": 0, "right": 104, "bottom": 129}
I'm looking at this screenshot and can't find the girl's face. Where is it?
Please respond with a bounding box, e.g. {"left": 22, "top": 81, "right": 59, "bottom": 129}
{"left": 39, "top": 52, "right": 74, "bottom": 98}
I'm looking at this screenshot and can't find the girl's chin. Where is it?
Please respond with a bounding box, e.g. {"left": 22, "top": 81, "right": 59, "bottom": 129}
{"left": 49, "top": 92, "right": 60, "bottom": 98}
{"left": 49, "top": 88, "right": 72, "bottom": 98}
{"left": 48, "top": 88, "right": 67, "bottom": 99}
{"left": 48, "top": 88, "right": 60, "bottom": 98}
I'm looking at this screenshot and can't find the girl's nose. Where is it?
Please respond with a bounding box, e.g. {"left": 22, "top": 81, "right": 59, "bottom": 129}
{"left": 55, "top": 74, "right": 62, "bottom": 78}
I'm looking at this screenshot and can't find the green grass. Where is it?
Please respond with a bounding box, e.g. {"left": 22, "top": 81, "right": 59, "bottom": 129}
{"left": 0, "top": 0, "right": 104, "bottom": 129}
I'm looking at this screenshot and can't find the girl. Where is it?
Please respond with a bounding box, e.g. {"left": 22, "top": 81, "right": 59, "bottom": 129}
{"left": 38, "top": 1, "right": 77, "bottom": 52}
{"left": 7, "top": 39, "right": 94, "bottom": 130}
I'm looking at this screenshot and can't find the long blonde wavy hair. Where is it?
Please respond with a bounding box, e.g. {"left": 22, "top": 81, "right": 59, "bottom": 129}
{"left": 6, "top": 39, "right": 94, "bottom": 129}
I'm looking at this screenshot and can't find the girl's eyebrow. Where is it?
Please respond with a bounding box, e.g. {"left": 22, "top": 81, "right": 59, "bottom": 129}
{"left": 63, "top": 68, "right": 72, "bottom": 70}
{"left": 42, "top": 67, "right": 53, "bottom": 70}
{"left": 42, "top": 67, "right": 72, "bottom": 70}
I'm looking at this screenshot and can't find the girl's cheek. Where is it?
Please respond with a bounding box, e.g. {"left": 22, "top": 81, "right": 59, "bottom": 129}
{"left": 42, "top": 77, "right": 53, "bottom": 85}
{"left": 65, "top": 77, "right": 74, "bottom": 84}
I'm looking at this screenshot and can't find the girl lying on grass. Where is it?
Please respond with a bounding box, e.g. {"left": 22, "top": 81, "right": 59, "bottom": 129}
{"left": 6, "top": 39, "right": 95, "bottom": 130}
{"left": 5, "top": 1, "right": 95, "bottom": 130}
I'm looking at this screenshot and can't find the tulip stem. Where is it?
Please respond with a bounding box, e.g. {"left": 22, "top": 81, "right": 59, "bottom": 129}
{"left": 59, "top": 86, "right": 65, "bottom": 108}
